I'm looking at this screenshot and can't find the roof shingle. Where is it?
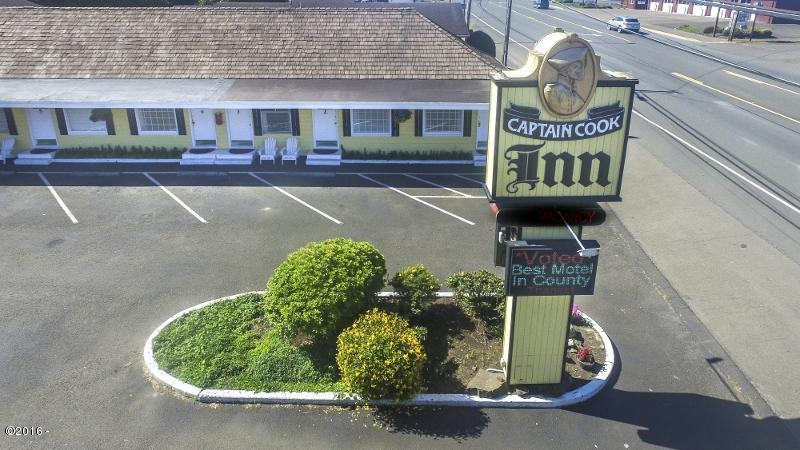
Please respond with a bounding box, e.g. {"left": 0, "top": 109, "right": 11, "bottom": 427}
{"left": 0, "top": 7, "right": 501, "bottom": 80}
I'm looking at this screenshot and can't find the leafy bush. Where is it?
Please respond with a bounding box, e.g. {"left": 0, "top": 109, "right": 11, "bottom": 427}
{"left": 265, "top": 238, "right": 386, "bottom": 340}
{"left": 240, "top": 330, "right": 339, "bottom": 392}
{"left": 337, "top": 309, "right": 426, "bottom": 401}
{"left": 446, "top": 270, "right": 505, "bottom": 336}
{"left": 152, "top": 293, "right": 264, "bottom": 388}
{"left": 55, "top": 145, "right": 185, "bottom": 159}
{"left": 389, "top": 265, "right": 440, "bottom": 318}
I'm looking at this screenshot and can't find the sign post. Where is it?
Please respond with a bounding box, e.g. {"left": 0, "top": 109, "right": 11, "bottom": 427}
{"left": 485, "top": 30, "right": 637, "bottom": 386}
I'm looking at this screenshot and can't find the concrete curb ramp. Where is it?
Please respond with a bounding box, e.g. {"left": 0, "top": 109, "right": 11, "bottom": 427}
{"left": 144, "top": 292, "right": 616, "bottom": 408}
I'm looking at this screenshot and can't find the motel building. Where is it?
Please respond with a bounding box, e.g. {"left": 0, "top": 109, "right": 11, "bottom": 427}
{"left": 0, "top": 7, "right": 502, "bottom": 166}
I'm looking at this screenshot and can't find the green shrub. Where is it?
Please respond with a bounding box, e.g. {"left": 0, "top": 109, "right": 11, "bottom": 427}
{"left": 152, "top": 293, "right": 264, "bottom": 388}
{"left": 446, "top": 270, "right": 505, "bottom": 336}
{"left": 389, "top": 265, "right": 440, "bottom": 318}
{"left": 341, "top": 149, "right": 472, "bottom": 160}
{"left": 337, "top": 309, "right": 426, "bottom": 401}
{"left": 265, "top": 238, "right": 386, "bottom": 340}
{"left": 240, "top": 330, "right": 338, "bottom": 392}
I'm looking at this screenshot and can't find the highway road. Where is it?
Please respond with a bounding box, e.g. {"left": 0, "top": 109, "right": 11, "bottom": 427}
{"left": 471, "top": 0, "right": 800, "bottom": 266}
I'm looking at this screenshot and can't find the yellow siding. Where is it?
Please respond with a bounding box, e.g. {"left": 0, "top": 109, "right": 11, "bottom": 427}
{"left": 57, "top": 109, "right": 192, "bottom": 150}
{"left": 509, "top": 295, "right": 572, "bottom": 384}
{"left": 1, "top": 109, "right": 33, "bottom": 151}
{"left": 4, "top": 107, "right": 477, "bottom": 155}
{"left": 339, "top": 110, "right": 477, "bottom": 154}
{"left": 506, "top": 225, "right": 576, "bottom": 385}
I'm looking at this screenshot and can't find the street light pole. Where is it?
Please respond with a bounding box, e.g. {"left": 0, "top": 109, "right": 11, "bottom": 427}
{"left": 466, "top": 0, "right": 473, "bottom": 30}
{"left": 503, "top": 0, "right": 514, "bottom": 66}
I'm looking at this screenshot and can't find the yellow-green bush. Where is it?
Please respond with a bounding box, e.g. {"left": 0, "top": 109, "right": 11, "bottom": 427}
{"left": 336, "top": 309, "right": 426, "bottom": 401}
{"left": 389, "top": 264, "right": 440, "bottom": 318}
{"left": 265, "top": 238, "right": 386, "bottom": 340}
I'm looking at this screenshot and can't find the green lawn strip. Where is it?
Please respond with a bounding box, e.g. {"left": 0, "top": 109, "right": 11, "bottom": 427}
{"left": 152, "top": 293, "right": 340, "bottom": 393}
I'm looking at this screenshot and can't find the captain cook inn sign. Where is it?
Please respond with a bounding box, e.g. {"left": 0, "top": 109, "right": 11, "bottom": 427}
{"left": 485, "top": 30, "right": 638, "bottom": 205}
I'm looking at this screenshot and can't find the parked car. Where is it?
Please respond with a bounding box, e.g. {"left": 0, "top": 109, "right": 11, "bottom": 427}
{"left": 607, "top": 16, "right": 641, "bottom": 33}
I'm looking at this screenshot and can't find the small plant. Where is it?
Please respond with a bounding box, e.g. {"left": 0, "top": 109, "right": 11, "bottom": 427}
{"left": 242, "top": 330, "right": 337, "bottom": 392}
{"left": 336, "top": 309, "right": 426, "bottom": 401}
{"left": 577, "top": 346, "right": 594, "bottom": 363}
{"left": 446, "top": 270, "right": 505, "bottom": 336}
{"left": 264, "top": 238, "right": 386, "bottom": 340}
{"left": 391, "top": 109, "right": 412, "bottom": 123}
{"left": 389, "top": 264, "right": 440, "bottom": 318}
{"left": 571, "top": 303, "right": 587, "bottom": 325}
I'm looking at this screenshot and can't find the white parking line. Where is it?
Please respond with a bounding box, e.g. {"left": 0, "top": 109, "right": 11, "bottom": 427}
{"left": 403, "top": 174, "right": 473, "bottom": 198}
{"left": 358, "top": 174, "right": 475, "bottom": 226}
{"left": 415, "top": 195, "right": 485, "bottom": 199}
{"left": 143, "top": 172, "right": 208, "bottom": 224}
{"left": 37, "top": 172, "right": 78, "bottom": 224}
{"left": 452, "top": 173, "right": 486, "bottom": 186}
{"left": 248, "top": 172, "right": 342, "bottom": 225}
{"left": 634, "top": 110, "right": 800, "bottom": 217}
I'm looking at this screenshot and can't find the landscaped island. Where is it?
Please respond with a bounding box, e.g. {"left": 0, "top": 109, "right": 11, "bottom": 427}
{"left": 151, "top": 238, "right": 605, "bottom": 401}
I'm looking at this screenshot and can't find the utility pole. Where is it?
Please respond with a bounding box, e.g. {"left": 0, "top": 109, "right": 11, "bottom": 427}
{"left": 466, "top": 0, "right": 473, "bottom": 30}
{"left": 502, "top": 0, "right": 514, "bottom": 66}
{"left": 713, "top": 7, "right": 721, "bottom": 37}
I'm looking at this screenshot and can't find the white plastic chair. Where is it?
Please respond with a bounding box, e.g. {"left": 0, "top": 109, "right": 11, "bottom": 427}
{"left": 281, "top": 136, "right": 300, "bottom": 165}
{"left": 259, "top": 137, "right": 277, "bottom": 165}
{"left": 1, "top": 136, "right": 14, "bottom": 165}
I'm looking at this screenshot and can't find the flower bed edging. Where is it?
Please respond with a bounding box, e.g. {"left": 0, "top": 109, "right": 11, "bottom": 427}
{"left": 144, "top": 292, "right": 616, "bottom": 408}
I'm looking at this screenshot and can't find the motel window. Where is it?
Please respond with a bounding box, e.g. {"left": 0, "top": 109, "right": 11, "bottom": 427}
{"left": 136, "top": 108, "right": 178, "bottom": 134}
{"left": 351, "top": 109, "right": 391, "bottom": 136}
{"left": 260, "top": 109, "right": 292, "bottom": 134}
{"left": 65, "top": 108, "right": 107, "bottom": 135}
{"left": 0, "top": 111, "right": 7, "bottom": 133}
{"left": 423, "top": 110, "right": 463, "bottom": 136}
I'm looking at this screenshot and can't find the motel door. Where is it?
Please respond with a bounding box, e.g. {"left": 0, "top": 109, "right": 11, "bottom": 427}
{"left": 227, "top": 109, "right": 254, "bottom": 148}
{"left": 476, "top": 110, "right": 489, "bottom": 151}
{"left": 190, "top": 109, "right": 217, "bottom": 147}
{"left": 312, "top": 109, "right": 338, "bottom": 149}
{"left": 27, "top": 108, "right": 58, "bottom": 148}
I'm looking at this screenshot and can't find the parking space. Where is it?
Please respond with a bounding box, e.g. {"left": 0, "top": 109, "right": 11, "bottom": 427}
{"left": 0, "top": 170, "right": 491, "bottom": 232}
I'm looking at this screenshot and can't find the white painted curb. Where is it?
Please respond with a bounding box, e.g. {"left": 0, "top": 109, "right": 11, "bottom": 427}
{"left": 144, "top": 292, "right": 616, "bottom": 407}
{"left": 55, "top": 158, "right": 181, "bottom": 163}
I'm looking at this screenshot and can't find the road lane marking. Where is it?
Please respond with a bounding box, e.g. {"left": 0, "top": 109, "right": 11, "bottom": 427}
{"left": 673, "top": 72, "right": 800, "bottom": 126}
{"left": 633, "top": 110, "right": 800, "bottom": 217}
{"left": 143, "top": 172, "right": 208, "bottom": 224}
{"left": 724, "top": 70, "right": 800, "bottom": 97}
{"left": 358, "top": 174, "right": 475, "bottom": 225}
{"left": 641, "top": 27, "right": 701, "bottom": 42}
{"left": 472, "top": 14, "right": 531, "bottom": 50}
{"left": 37, "top": 172, "right": 78, "bottom": 224}
{"left": 248, "top": 172, "right": 342, "bottom": 225}
{"left": 414, "top": 195, "right": 485, "bottom": 199}
{"left": 511, "top": 3, "right": 632, "bottom": 43}
{"left": 403, "top": 174, "right": 472, "bottom": 197}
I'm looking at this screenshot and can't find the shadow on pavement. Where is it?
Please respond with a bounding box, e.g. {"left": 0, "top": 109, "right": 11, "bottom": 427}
{"left": 569, "top": 388, "right": 799, "bottom": 449}
{"left": 372, "top": 406, "right": 490, "bottom": 441}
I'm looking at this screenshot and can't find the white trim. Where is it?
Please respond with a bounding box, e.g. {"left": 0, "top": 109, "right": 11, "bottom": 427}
{"left": 350, "top": 109, "right": 392, "bottom": 137}
{"left": 26, "top": 108, "right": 59, "bottom": 149}
{"left": 0, "top": 101, "right": 491, "bottom": 111}
{"left": 135, "top": 108, "right": 179, "bottom": 135}
{"left": 143, "top": 292, "right": 615, "bottom": 407}
{"left": 226, "top": 108, "right": 254, "bottom": 149}
{"left": 64, "top": 108, "right": 108, "bottom": 136}
{"left": 422, "top": 109, "right": 464, "bottom": 137}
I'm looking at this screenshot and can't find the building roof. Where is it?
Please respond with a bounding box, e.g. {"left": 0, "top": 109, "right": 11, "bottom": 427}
{"left": 0, "top": 7, "right": 500, "bottom": 80}
{"left": 217, "top": 1, "right": 470, "bottom": 38}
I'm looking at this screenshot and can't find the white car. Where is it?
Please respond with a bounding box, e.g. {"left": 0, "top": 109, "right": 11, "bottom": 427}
{"left": 607, "top": 16, "right": 641, "bottom": 33}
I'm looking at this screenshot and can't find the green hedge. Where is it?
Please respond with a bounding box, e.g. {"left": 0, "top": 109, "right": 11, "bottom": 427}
{"left": 55, "top": 145, "right": 185, "bottom": 159}
{"left": 342, "top": 149, "right": 472, "bottom": 160}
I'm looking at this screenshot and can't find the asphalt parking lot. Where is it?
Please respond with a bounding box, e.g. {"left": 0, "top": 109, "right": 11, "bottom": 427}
{"left": 1, "top": 168, "right": 797, "bottom": 448}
